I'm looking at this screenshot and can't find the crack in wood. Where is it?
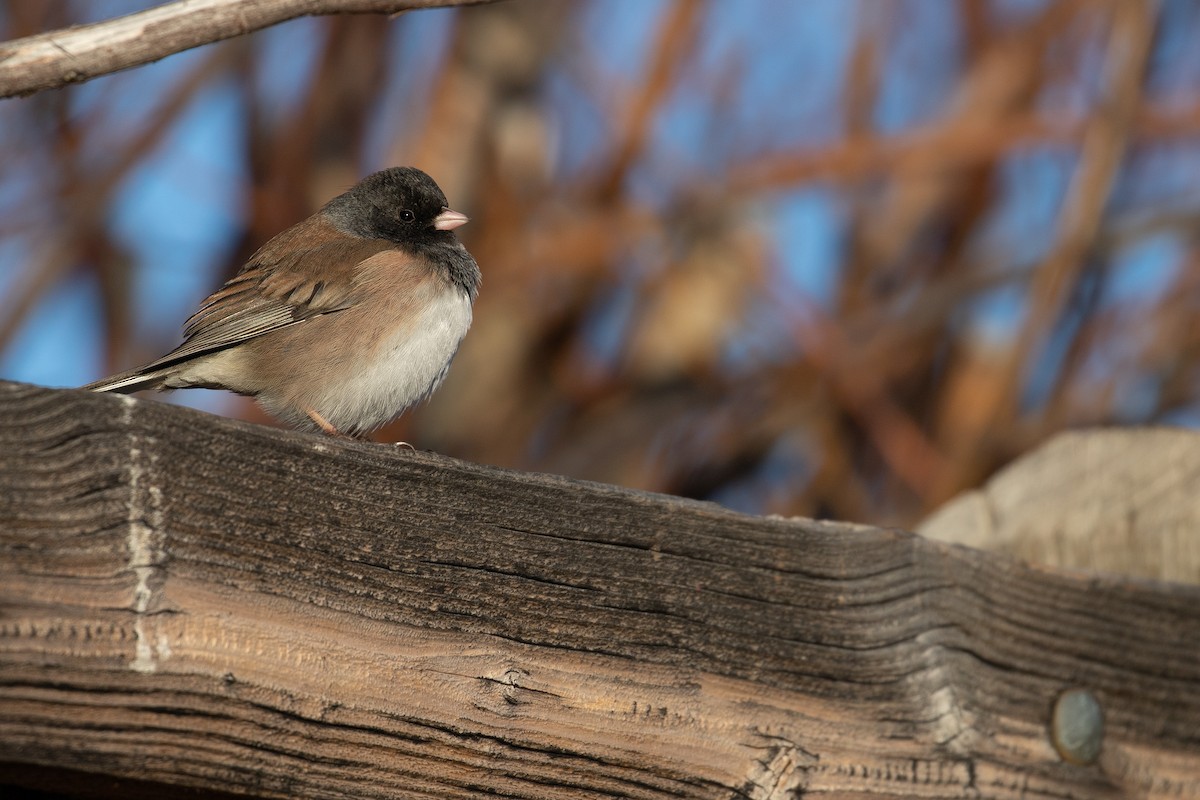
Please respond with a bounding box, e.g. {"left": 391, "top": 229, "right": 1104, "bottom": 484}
{"left": 739, "top": 737, "right": 817, "bottom": 799}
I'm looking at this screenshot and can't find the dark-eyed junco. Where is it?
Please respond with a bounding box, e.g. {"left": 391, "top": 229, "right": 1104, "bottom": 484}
{"left": 84, "top": 167, "right": 481, "bottom": 437}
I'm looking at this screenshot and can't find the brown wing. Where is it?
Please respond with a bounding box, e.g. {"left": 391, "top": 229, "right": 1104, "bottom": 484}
{"left": 138, "top": 215, "right": 394, "bottom": 375}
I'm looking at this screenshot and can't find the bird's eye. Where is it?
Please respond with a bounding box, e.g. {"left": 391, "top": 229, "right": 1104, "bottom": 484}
{"left": 400, "top": 209, "right": 416, "bottom": 223}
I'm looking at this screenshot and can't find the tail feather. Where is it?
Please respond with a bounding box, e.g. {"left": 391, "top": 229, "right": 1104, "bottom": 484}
{"left": 82, "top": 366, "right": 170, "bottom": 394}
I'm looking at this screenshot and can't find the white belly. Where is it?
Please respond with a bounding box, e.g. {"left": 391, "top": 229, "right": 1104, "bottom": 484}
{"left": 309, "top": 287, "right": 473, "bottom": 434}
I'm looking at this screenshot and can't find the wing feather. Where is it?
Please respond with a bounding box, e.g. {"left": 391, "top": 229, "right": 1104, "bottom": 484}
{"left": 139, "top": 217, "right": 395, "bottom": 374}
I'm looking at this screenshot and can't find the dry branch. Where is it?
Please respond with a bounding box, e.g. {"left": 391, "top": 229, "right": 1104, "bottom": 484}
{"left": 0, "top": 380, "right": 1198, "bottom": 799}
{"left": 0, "top": 0, "right": 496, "bottom": 99}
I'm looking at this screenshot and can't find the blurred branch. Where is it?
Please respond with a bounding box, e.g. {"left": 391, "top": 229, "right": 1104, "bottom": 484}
{"left": 796, "top": 310, "right": 947, "bottom": 504}
{"left": 0, "top": 44, "right": 231, "bottom": 361}
{"left": 0, "top": 0, "right": 496, "bottom": 99}
{"left": 992, "top": 1, "right": 1155, "bottom": 427}
{"left": 728, "top": 99, "right": 1200, "bottom": 194}
{"left": 598, "top": 0, "right": 704, "bottom": 199}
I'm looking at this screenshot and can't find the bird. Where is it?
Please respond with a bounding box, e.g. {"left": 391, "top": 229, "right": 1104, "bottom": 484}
{"left": 83, "top": 166, "right": 481, "bottom": 438}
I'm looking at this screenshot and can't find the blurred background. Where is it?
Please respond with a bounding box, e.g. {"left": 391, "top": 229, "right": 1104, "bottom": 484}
{"left": 1, "top": 0, "right": 1198, "bottom": 529}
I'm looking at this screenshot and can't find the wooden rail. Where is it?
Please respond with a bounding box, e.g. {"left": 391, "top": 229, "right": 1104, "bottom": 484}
{"left": 0, "top": 380, "right": 1197, "bottom": 798}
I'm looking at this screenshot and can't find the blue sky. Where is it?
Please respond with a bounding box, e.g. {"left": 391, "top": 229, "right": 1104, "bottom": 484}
{"left": 0, "top": 0, "right": 1191, "bottom": 429}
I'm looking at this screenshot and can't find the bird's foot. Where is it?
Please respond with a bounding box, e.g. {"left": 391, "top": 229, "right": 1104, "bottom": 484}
{"left": 305, "top": 407, "right": 345, "bottom": 437}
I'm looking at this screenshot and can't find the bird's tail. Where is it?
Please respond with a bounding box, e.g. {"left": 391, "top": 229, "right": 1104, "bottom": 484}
{"left": 82, "top": 365, "right": 171, "bottom": 394}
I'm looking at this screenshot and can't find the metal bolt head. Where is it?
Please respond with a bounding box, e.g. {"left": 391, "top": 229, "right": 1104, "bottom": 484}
{"left": 1052, "top": 688, "right": 1104, "bottom": 765}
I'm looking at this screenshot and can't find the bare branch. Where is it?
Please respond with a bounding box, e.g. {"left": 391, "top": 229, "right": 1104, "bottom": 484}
{"left": 0, "top": 0, "right": 497, "bottom": 99}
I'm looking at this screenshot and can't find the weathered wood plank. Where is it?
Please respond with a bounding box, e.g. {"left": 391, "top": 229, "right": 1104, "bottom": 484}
{"left": 0, "top": 380, "right": 1197, "bottom": 799}
{"left": 920, "top": 427, "right": 1200, "bottom": 583}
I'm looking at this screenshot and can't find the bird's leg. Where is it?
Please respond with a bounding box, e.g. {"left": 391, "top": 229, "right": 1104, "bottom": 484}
{"left": 305, "top": 407, "right": 343, "bottom": 437}
{"left": 306, "top": 406, "right": 412, "bottom": 447}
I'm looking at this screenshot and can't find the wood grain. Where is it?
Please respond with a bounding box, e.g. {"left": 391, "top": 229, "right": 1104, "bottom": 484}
{"left": 0, "top": 380, "right": 1197, "bottom": 798}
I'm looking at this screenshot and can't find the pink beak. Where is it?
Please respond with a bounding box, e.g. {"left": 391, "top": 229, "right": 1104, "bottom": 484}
{"left": 433, "top": 207, "right": 469, "bottom": 231}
